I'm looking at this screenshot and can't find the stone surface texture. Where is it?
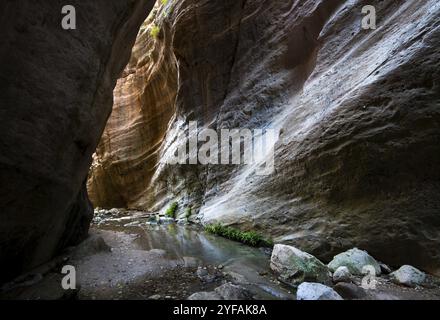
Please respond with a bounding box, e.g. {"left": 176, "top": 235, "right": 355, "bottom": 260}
{"left": 0, "top": 0, "right": 156, "bottom": 283}
{"left": 88, "top": 0, "right": 440, "bottom": 274}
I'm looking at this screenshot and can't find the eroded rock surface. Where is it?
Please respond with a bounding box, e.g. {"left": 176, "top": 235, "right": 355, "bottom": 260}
{"left": 0, "top": 0, "right": 156, "bottom": 283}
{"left": 89, "top": 0, "right": 440, "bottom": 274}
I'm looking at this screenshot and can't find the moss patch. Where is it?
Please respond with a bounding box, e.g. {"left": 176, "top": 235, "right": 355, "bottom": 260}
{"left": 165, "top": 201, "right": 178, "bottom": 219}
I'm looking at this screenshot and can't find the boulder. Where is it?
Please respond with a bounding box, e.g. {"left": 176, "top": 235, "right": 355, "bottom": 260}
{"left": 390, "top": 265, "right": 426, "bottom": 287}
{"left": 333, "top": 266, "right": 352, "bottom": 283}
{"left": 296, "top": 282, "right": 343, "bottom": 300}
{"left": 328, "top": 248, "right": 381, "bottom": 276}
{"left": 270, "top": 244, "right": 331, "bottom": 286}
{"left": 333, "top": 283, "right": 368, "bottom": 300}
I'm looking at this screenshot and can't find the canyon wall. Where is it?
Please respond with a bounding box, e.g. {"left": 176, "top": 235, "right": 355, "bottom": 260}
{"left": 0, "top": 0, "right": 155, "bottom": 283}
{"left": 89, "top": 0, "right": 440, "bottom": 274}
{"left": 88, "top": 3, "right": 178, "bottom": 209}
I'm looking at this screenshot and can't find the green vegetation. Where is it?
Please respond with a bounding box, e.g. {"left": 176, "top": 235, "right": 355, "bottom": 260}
{"left": 150, "top": 25, "right": 160, "bottom": 38}
{"left": 205, "top": 223, "right": 273, "bottom": 247}
{"left": 185, "top": 207, "right": 192, "bottom": 220}
{"left": 161, "top": 0, "right": 169, "bottom": 5}
{"left": 165, "top": 201, "right": 178, "bottom": 219}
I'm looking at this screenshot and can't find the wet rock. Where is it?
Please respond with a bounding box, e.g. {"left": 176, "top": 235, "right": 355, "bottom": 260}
{"left": 187, "top": 292, "right": 222, "bottom": 300}
{"left": 390, "top": 265, "right": 426, "bottom": 288}
{"left": 224, "top": 271, "right": 249, "bottom": 285}
{"left": 296, "top": 282, "right": 343, "bottom": 301}
{"left": 328, "top": 248, "right": 381, "bottom": 276}
{"left": 333, "top": 266, "right": 352, "bottom": 283}
{"left": 215, "top": 283, "right": 252, "bottom": 300}
{"left": 333, "top": 283, "right": 368, "bottom": 300}
{"left": 196, "top": 267, "right": 217, "bottom": 283}
{"left": 270, "top": 244, "right": 331, "bottom": 286}
{"left": 71, "top": 234, "right": 111, "bottom": 260}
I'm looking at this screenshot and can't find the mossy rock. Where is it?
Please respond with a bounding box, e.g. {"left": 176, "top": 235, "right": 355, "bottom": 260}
{"left": 270, "top": 244, "right": 331, "bottom": 287}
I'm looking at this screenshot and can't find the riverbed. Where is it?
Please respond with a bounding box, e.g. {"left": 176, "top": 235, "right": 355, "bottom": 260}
{"left": 73, "top": 209, "right": 294, "bottom": 300}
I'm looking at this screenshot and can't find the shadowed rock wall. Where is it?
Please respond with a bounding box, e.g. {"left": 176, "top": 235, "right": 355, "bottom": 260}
{"left": 0, "top": 0, "right": 155, "bottom": 283}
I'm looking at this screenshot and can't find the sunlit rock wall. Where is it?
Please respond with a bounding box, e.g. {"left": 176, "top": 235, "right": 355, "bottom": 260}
{"left": 89, "top": 0, "right": 440, "bottom": 274}
{"left": 88, "top": 4, "right": 178, "bottom": 209}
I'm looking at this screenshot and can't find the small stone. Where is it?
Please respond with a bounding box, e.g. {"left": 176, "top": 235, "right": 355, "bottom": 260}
{"left": 148, "top": 294, "right": 162, "bottom": 300}
{"left": 390, "top": 265, "right": 426, "bottom": 288}
{"left": 296, "top": 282, "right": 343, "bottom": 300}
{"left": 217, "top": 264, "right": 224, "bottom": 270}
{"left": 333, "top": 266, "right": 352, "bottom": 283}
{"left": 196, "top": 267, "right": 209, "bottom": 277}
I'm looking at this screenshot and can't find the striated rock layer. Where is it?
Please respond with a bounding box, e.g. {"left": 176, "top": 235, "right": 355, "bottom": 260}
{"left": 88, "top": 3, "right": 178, "bottom": 209}
{"left": 0, "top": 0, "right": 155, "bottom": 283}
{"left": 89, "top": 0, "right": 440, "bottom": 274}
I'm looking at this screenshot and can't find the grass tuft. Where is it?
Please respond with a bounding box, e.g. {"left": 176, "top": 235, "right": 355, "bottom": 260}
{"left": 150, "top": 25, "right": 160, "bottom": 38}
{"left": 165, "top": 201, "right": 178, "bottom": 219}
{"left": 205, "top": 223, "right": 273, "bottom": 247}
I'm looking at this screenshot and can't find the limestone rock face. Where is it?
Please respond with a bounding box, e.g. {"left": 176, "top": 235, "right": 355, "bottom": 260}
{"left": 0, "top": 0, "right": 155, "bottom": 283}
{"left": 89, "top": 0, "right": 440, "bottom": 274}
{"left": 88, "top": 3, "right": 178, "bottom": 209}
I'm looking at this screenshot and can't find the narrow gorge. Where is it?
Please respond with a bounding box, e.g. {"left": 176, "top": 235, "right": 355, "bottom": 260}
{"left": 1, "top": 0, "right": 440, "bottom": 301}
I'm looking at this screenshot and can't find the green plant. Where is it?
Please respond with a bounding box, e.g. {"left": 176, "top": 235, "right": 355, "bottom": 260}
{"left": 204, "top": 223, "right": 272, "bottom": 247}
{"left": 185, "top": 207, "right": 192, "bottom": 220}
{"left": 150, "top": 25, "right": 160, "bottom": 38}
{"left": 165, "top": 201, "right": 178, "bottom": 219}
